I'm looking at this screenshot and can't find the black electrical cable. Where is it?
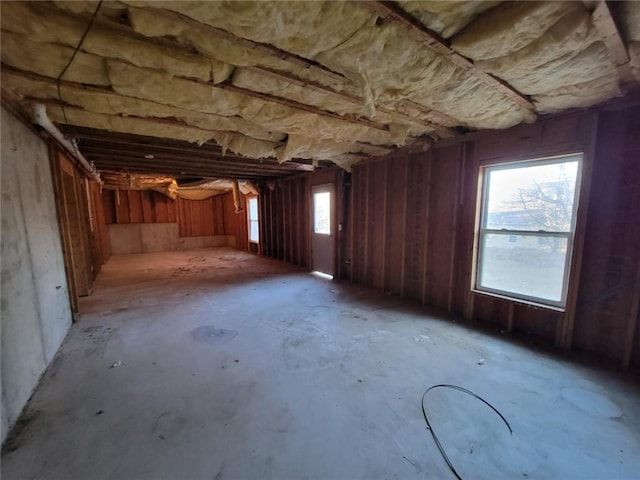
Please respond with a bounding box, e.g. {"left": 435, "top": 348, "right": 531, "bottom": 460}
{"left": 421, "top": 384, "right": 513, "bottom": 480}
{"left": 56, "top": 0, "right": 103, "bottom": 124}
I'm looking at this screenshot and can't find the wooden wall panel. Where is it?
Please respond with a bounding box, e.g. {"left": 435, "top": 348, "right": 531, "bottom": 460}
{"left": 102, "top": 190, "right": 117, "bottom": 224}
{"left": 299, "top": 176, "right": 310, "bottom": 269}
{"left": 452, "top": 141, "right": 479, "bottom": 320}
{"left": 352, "top": 164, "right": 368, "bottom": 283}
{"left": 102, "top": 190, "right": 243, "bottom": 240}
{"left": 154, "top": 192, "right": 170, "bottom": 223}
{"left": 91, "top": 182, "right": 111, "bottom": 266}
{"left": 114, "top": 189, "right": 130, "bottom": 224}
{"left": 213, "top": 196, "right": 225, "bottom": 235}
{"left": 366, "top": 161, "right": 386, "bottom": 290}
{"left": 50, "top": 149, "right": 104, "bottom": 313}
{"left": 235, "top": 194, "right": 249, "bottom": 252}
{"left": 337, "top": 106, "right": 640, "bottom": 367}
{"left": 384, "top": 156, "right": 408, "bottom": 295}
{"left": 402, "top": 153, "right": 429, "bottom": 300}
{"left": 141, "top": 191, "right": 156, "bottom": 223}
{"left": 260, "top": 171, "right": 326, "bottom": 270}
{"left": 127, "top": 191, "right": 144, "bottom": 224}
{"left": 222, "top": 193, "right": 236, "bottom": 236}
{"left": 573, "top": 107, "right": 640, "bottom": 363}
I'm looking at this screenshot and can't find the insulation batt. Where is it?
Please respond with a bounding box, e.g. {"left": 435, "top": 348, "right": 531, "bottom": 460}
{"left": 315, "top": 13, "right": 533, "bottom": 129}
{"left": 1, "top": 32, "right": 110, "bottom": 87}
{"left": 1, "top": 72, "right": 285, "bottom": 143}
{"left": 451, "top": 1, "right": 621, "bottom": 114}
{"left": 1, "top": 2, "right": 229, "bottom": 83}
{"left": 231, "top": 68, "right": 370, "bottom": 118}
{"left": 618, "top": 1, "right": 640, "bottom": 43}
{"left": 275, "top": 135, "right": 356, "bottom": 164}
{"left": 474, "top": 10, "right": 601, "bottom": 83}
{"left": 128, "top": 1, "right": 531, "bottom": 130}
{"left": 452, "top": 1, "right": 582, "bottom": 60}
{"left": 126, "top": 6, "right": 362, "bottom": 97}
{"left": 231, "top": 69, "right": 435, "bottom": 139}
{"left": 107, "top": 61, "right": 407, "bottom": 146}
{"left": 397, "top": 0, "right": 501, "bottom": 38}
{"left": 533, "top": 75, "right": 621, "bottom": 114}
{"left": 47, "top": 106, "right": 220, "bottom": 144}
{"left": 507, "top": 42, "right": 618, "bottom": 95}
{"left": 126, "top": 1, "right": 375, "bottom": 59}
{"left": 209, "top": 132, "right": 278, "bottom": 159}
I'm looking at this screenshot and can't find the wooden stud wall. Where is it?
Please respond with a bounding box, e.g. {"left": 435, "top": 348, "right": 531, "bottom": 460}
{"left": 101, "top": 190, "right": 245, "bottom": 244}
{"left": 339, "top": 106, "right": 640, "bottom": 368}
{"left": 49, "top": 147, "right": 104, "bottom": 314}
{"left": 260, "top": 176, "right": 310, "bottom": 268}
{"left": 260, "top": 169, "right": 341, "bottom": 269}
{"left": 572, "top": 106, "right": 640, "bottom": 367}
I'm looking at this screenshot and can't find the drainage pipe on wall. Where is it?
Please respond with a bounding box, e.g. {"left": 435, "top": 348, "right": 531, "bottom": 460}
{"left": 32, "top": 103, "right": 101, "bottom": 182}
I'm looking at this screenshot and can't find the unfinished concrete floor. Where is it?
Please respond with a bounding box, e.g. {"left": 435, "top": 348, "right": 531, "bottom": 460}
{"left": 2, "top": 248, "right": 639, "bottom": 479}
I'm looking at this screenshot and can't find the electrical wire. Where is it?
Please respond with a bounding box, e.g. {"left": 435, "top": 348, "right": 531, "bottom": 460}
{"left": 421, "top": 384, "right": 513, "bottom": 480}
{"left": 56, "top": 0, "right": 103, "bottom": 125}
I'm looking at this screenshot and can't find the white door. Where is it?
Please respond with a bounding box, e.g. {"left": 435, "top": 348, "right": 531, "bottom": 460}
{"left": 311, "top": 184, "right": 335, "bottom": 276}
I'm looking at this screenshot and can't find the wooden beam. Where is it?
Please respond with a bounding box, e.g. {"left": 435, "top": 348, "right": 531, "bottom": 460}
{"left": 93, "top": 163, "right": 281, "bottom": 181}
{"left": 587, "top": 0, "right": 635, "bottom": 87}
{"left": 218, "top": 81, "right": 389, "bottom": 132}
{"left": 90, "top": 158, "right": 291, "bottom": 177}
{"left": 249, "top": 66, "right": 457, "bottom": 135}
{"left": 69, "top": 127, "right": 330, "bottom": 167}
{"left": 622, "top": 242, "right": 640, "bottom": 367}
{"left": 81, "top": 148, "right": 304, "bottom": 171}
{"left": 137, "top": 5, "right": 351, "bottom": 85}
{"left": 367, "top": 1, "right": 536, "bottom": 113}
{"left": 5, "top": 64, "right": 391, "bottom": 143}
{"left": 421, "top": 152, "right": 432, "bottom": 306}
{"left": 556, "top": 113, "right": 599, "bottom": 349}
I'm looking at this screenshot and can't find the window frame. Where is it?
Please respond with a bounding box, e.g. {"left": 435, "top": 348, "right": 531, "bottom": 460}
{"left": 472, "top": 153, "right": 583, "bottom": 310}
{"left": 247, "top": 196, "right": 259, "bottom": 244}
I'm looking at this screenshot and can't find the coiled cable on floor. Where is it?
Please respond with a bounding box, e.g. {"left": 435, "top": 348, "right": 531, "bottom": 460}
{"left": 421, "top": 384, "right": 513, "bottom": 480}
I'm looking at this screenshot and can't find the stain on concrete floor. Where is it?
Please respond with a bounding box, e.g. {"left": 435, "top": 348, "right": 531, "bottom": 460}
{"left": 190, "top": 325, "right": 239, "bottom": 346}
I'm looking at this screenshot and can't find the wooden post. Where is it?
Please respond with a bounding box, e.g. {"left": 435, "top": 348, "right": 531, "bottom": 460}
{"left": 622, "top": 255, "right": 640, "bottom": 367}
{"left": 556, "top": 113, "right": 599, "bottom": 349}
{"left": 421, "top": 151, "right": 433, "bottom": 305}
{"left": 447, "top": 145, "right": 463, "bottom": 313}
{"left": 400, "top": 156, "right": 409, "bottom": 298}
{"left": 381, "top": 160, "right": 388, "bottom": 291}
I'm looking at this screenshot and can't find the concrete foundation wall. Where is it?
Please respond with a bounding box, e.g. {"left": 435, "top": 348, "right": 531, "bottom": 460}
{"left": 1, "top": 107, "right": 72, "bottom": 443}
{"left": 109, "top": 223, "right": 235, "bottom": 254}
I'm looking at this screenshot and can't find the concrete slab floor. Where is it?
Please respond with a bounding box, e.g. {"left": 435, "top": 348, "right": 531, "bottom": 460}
{"left": 2, "top": 248, "right": 639, "bottom": 480}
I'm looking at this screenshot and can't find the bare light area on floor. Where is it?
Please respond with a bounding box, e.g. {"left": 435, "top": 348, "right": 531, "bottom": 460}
{"left": 2, "top": 248, "right": 639, "bottom": 479}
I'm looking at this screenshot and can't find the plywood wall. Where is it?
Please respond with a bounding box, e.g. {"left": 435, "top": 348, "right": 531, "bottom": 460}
{"left": 260, "top": 168, "right": 343, "bottom": 270}
{"left": 260, "top": 175, "right": 311, "bottom": 268}
{"left": 341, "top": 107, "right": 640, "bottom": 367}
{"left": 260, "top": 103, "right": 640, "bottom": 368}
{"left": 49, "top": 148, "right": 106, "bottom": 312}
{"left": 101, "top": 190, "right": 246, "bottom": 243}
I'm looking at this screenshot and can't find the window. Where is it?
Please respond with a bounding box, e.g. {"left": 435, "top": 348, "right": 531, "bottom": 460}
{"left": 313, "top": 191, "right": 331, "bottom": 235}
{"left": 474, "top": 154, "right": 582, "bottom": 308}
{"left": 247, "top": 197, "right": 259, "bottom": 243}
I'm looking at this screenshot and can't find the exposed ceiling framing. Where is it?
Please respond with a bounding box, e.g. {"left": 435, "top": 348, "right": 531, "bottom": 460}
{"left": 366, "top": 1, "right": 536, "bottom": 112}
{"left": 1, "top": 1, "right": 639, "bottom": 182}
{"left": 67, "top": 127, "right": 327, "bottom": 181}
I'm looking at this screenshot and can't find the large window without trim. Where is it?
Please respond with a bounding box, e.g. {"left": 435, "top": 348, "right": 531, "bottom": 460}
{"left": 474, "top": 154, "right": 582, "bottom": 309}
{"left": 247, "top": 197, "right": 259, "bottom": 243}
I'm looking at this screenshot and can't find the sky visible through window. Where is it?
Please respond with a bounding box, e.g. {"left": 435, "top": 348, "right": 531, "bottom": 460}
{"left": 486, "top": 159, "right": 579, "bottom": 232}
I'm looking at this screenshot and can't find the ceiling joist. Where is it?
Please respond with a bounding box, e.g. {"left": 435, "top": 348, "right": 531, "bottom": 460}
{"left": 587, "top": 0, "right": 636, "bottom": 86}
{"left": 366, "top": 1, "right": 536, "bottom": 113}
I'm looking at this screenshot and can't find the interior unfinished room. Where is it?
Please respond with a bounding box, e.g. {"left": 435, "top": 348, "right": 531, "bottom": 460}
{"left": 1, "top": 1, "right": 639, "bottom": 479}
